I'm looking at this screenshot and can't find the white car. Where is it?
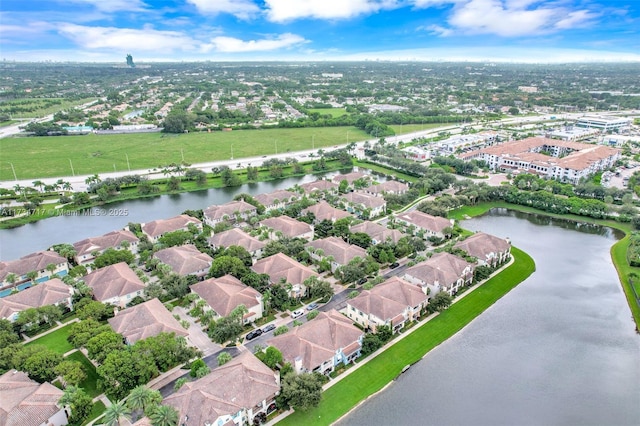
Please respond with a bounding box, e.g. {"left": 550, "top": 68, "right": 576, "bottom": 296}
{"left": 291, "top": 309, "right": 304, "bottom": 319}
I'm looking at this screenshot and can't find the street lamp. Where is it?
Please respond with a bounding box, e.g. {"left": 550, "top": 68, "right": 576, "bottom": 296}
{"left": 5, "top": 162, "right": 17, "bottom": 181}
{"left": 230, "top": 144, "right": 234, "bottom": 160}
{"left": 125, "top": 154, "right": 131, "bottom": 172}
{"left": 68, "top": 159, "right": 75, "bottom": 176}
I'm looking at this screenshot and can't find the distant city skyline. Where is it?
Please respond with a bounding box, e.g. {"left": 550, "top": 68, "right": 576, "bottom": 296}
{"left": 2, "top": 0, "right": 639, "bottom": 63}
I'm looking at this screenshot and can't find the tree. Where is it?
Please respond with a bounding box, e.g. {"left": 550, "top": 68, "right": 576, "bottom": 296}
{"left": 86, "top": 331, "right": 125, "bottom": 363}
{"left": 304, "top": 276, "right": 334, "bottom": 302}
{"left": 262, "top": 346, "right": 283, "bottom": 369}
{"left": 427, "top": 291, "right": 453, "bottom": 313}
{"left": 157, "top": 230, "right": 193, "bottom": 247}
{"left": 166, "top": 176, "right": 181, "bottom": 192}
{"left": 148, "top": 404, "right": 179, "bottom": 426}
{"left": 221, "top": 246, "right": 253, "bottom": 267}
{"left": 26, "top": 270, "right": 38, "bottom": 285}
{"left": 189, "top": 359, "right": 207, "bottom": 377}
{"left": 208, "top": 256, "right": 248, "bottom": 279}
{"left": 93, "top": 248, "right": 135, "bottom": 269}
{"left": 220, "top": 166, "right": 241, "bottom": 187}
{"left": 22, "top": 350, "right": 63, "bottom": 383}
{"left": 208, "top": 305, "right": 247, "bottom": 344}
{"left": 76, "top": 300, "right": 114, "bottom": 321}
{"left": 279, "top": 372, "right": 323, "bottom": 411}
{"left": 68, "top": 318, "right": 112, "bottom": 347}
{"left": 162, "top": 112, "right": 189, "bottom": 134}
{"left": 98, "top": 349, "right": 159, "bottom": 400}
{"left": 127, "top": 385, "right": 162, "bottom": 415}
{"left": 54, "top": 360, "right": 86, "bottom": 386}
{"left": 59, "top": 386, "right": 93, "bottom": 424}
{"left": 217, "top": 351, "right": 232, "bottom": 366}
{"left": 103, "top": 400, "right": 131, "bottom": 426}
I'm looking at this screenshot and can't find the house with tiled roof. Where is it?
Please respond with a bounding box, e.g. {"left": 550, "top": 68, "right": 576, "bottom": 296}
{"left": 207, "top": 228, "right": 266, "bottom": 260}
{"left": 403, "top": 252, "right": 474, "bottom": 296}
{"left": 83, "top": 262, "right": 146, "bottom": 308}
{"left": 259, "top": 216, "right": 314, "bottom": 241}
{"left": 191, "top": 275, "right": 263, "bottom": 324}
{"left": 395, "top": 211, "right": 454, "bottom": 239}
{"left": 346, "top": 277, "right": 428, "bottom": 333}
{"left": 253, "top": 190, "right": 298, "bottom": 213}
{"left": 108, "top": 298, "right": 188, "bottom": 344}
{"left": 252, "top": 253, "right": 318, "bottom": 299}
{"left": 299, "top": 179, "right": 338, "bottom": 197}
{"left": 0, "top": 278, "right": 73, "bottom": 322}
{"left": 340, "top": 192, "right": 386, "bottom": 219}
{"left": 302, "top": 200, "right": 352, "bottom": 223}
{"left": 73, "top": 230, "right": 139, "bottom": 268}
{"left": 141, "top": 215, "right": 202, "bottom": 243}
{"left": 0, "top": 251, "right": 69, "bottom": 291}
{"left": 349, "top": 221, "right": 407, "bottom": 245}
{"left": 453, "top": 232, "right": 511, "bottom": 267}
{"left": 307, "top": 237, "right": 367, "bottom": 273}
{"left": 153, "top": 244, "right": 213, "bottom": 278}
{"left": 267, "top": 309, "right": 363, "bottom": 375}
{"left": 331, "top": 171, "right": 371, "bottom": 186}
{"left": 0, "top": 370, "right": 67, "bottom": 426}
{"left": 203, "top": 200, "right": 257, "bottom": 227}
{"left": 164, "top": 351, "right": 279, "bottom": 426}
{"left": 361, "top": 180, "right": 409, "bottom": 197}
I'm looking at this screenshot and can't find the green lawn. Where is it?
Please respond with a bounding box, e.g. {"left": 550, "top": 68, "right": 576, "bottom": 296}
{"left": 354, "top": 160, "right": 419, "bottom": 183}
{"left": 24, "top": 324, "right": 73, "bottom": 354}
{"left": 65, "top": 350, "right": 101, "bottom": 398}
{"left": 278, "top": 247, "right": 535, "bottom": 426}
{"left": 307, "top": 108, "right": 348, "bottom": 117}
{"left": 79, "top": 400, "right": 106, "bottom": 426}
{"left": 0, "top": 126, "right": 369, "bottom": 180}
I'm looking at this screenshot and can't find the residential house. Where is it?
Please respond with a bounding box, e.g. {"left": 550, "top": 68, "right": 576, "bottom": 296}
{"left": 253, "top": 190, "right": 298, "bottom": 213}
{"left": 453, "top": 232, "right": 511, "bottom": 267}
{"left": 258, "top": 216, "right": 314, "bottom": 241}
{"left": 108, "top": 298, "right": 188, "bottom": 344}
{"left": 0, "top": 251, "right": 69, "bottom": 291}
{"left": 83, "top": 262, "right": 146, "bottom": 308}
{"left": 73, "top": 230, "right": 140, "bottom": 268}
{"left": 207, "top": 228, "right": 266, "bottom": 260}
{"left": 0, "top": 370, "right": 67, "bottom": 426}
{"left": 349, "top": 221, "right": 407, "bottom": 245}
{"left": 203, "top": 200, "right": 257, "bottom": 227}
{"left": 141, "top": 215, "right": 202, "bottom": 243}
{"left": 395, "top": 211, "right": 453, "bottom": 239}
{"left": 331, "top": 171, "right": 371, "bottom": 187}
{"left": 252, "top": 253, "right": 318, "bottom": 299}
{"left": 307, "top": 237, "right": 367, "bottom": 273}
{"left": 361, "top": 180, "right": 409, "bottom": 197}
{"left": 346, "top": 277, "right": 428, "bottom": 333}
{"left": 191, "top": 275, "right": 263, "bottom": 324}
{"left": 299, "top": 179, "right": 338, "bottom": 197}
{"left": 153, "top": 244, "right": 213, "bottom": 279}
{"left": 267, "top": 309, "right": 363, "bottom": 375}
{"left": 0, "top": 278, "right": 73, "bottom": 322}
{"left": 341, "top": 192, "right": 386, "bottom": 219}
{"left": 302, "top": 200, "right": 352, "bottom": 223}
{"left": 164, "top": 351, "right": 279, "bottom": 426}
{"left": 403, "top": 252, "right": 475, "bottom": 296}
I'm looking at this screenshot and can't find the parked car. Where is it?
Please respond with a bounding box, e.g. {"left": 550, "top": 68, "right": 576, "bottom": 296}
{"left": 357, "top": 277, "right": 368, "bottom": 285}
{"left": 291, "top": 309, "right": 304, "bottom": 319}
{"left": 307, "top": 302, "right": 319, "bottom": 311}
{"left": 390, "top": 262, "right": 400, "bottom": 269}
{"left": 245, "top": 329, "right": 263, "bottom": 341}
{"left": 262, "top": 324, "right": 276, "bottom": 333}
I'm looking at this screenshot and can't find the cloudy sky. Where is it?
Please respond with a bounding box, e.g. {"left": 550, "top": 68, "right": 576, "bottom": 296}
{"left": 2, "top": 0, "right": 639, "bottom": 62}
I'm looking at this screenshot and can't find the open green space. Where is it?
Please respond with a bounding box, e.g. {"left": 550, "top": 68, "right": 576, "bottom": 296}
{"left": 24, "top": 324, "right": 73, "bottom": 354}
{"left": 354, "top": 160, "right": 419, "bottom": 183}
{"left": 65, "top": 350, "right": 101, "bottom": 398}
{"left": 79, "top": 400, "right": 106, "bottom": 426}
{"left": 0, "top": 126, "right": 369, "bottom": 180}
{"left": 0, "top": 98, "right": 97, "bottom": 119}
{"left": 389, "top": 123, "right": 450, "bottom": 135}
{"left": 306, "top": 108, "right": 348, "bottom": 118}
{"left": 278, "top": 247, "right": 535, "bottom": 426}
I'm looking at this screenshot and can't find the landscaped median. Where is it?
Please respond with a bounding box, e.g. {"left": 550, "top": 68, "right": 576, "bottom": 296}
{"left": 277, "top": 246, "right": 535, "bottom": 426}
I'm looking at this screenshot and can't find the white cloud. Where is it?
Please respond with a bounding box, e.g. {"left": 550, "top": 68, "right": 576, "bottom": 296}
{"left": 186, "top": 0, "right": 260, "bottom": 19}
{"left": 63, "top": 0, "right": 148, "bottom": 12}
{"left": 424, "top": 24, "right": 454, "bottom": 36}
{"left": 206, "top": 33, "right": 307, "bottom": 52}
{"left": 416, "top": 0, "right": 600, "bottom": 37}
{"left": 57, "top": 24, "right": 199, "bottom": 51}
{"left": 265, "top": 0, "right": 399, "bottom": 22}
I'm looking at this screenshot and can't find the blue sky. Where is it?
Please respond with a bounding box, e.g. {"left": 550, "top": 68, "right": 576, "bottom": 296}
{"left": 2, "top": 0, "right": 639, "bottom": 62}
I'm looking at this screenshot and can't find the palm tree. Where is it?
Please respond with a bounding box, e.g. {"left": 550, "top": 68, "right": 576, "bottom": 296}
{"left": 32, "top": 180, "right": 45, "bottom": 192}
{"left": 127, "top": 385, "right": 161, "bottom": 415}
{"left": 26, "top": 270, "right": 38, "bottom": 286}
{"left": 148, "top": 404, "right": 179, "bottom": 426}
{"left": 103, "top": 400, "right": 131, "bottom": 426}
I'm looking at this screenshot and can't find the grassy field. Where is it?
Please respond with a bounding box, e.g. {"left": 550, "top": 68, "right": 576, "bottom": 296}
{"left": 306, "top": 108, "right": 348, "bottom": 117}
{"left": 278, "top": 247, "right": 535, "bottom": 426}
{"left": 80, "top": 400, "right": 106, "bottom": 426}
{"left": 0, "top": 98, "right": 97, "bottom": 119}
{"left": 25, "top": 324, "right": 73, "bottom": 354}
{"left": 66, "top": 350, "right": 101, "bottom": 398}
{"left": 0, "top": 126, "right": 369, "bottom": 180}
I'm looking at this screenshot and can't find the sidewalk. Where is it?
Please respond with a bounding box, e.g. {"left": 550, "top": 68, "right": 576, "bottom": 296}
{"left": 21, "top": 317, "right": 79, "bottom": 343}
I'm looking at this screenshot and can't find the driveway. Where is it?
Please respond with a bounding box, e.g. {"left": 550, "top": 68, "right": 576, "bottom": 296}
{"left": 173, "top": 306, "right": 222, "bottom": 356}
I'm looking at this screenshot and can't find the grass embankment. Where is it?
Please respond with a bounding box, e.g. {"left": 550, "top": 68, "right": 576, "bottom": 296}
{"left": 449, "top": 202, "right": 640, "bottom": 330}
{"left": 278, "top": 247, "right": 535, "bottom": 426}
{"left": 24, "top": 324, "right": 73, "bottom": 354}
{"left": 0, "top": 126, "right": 369, "bottom": 181}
